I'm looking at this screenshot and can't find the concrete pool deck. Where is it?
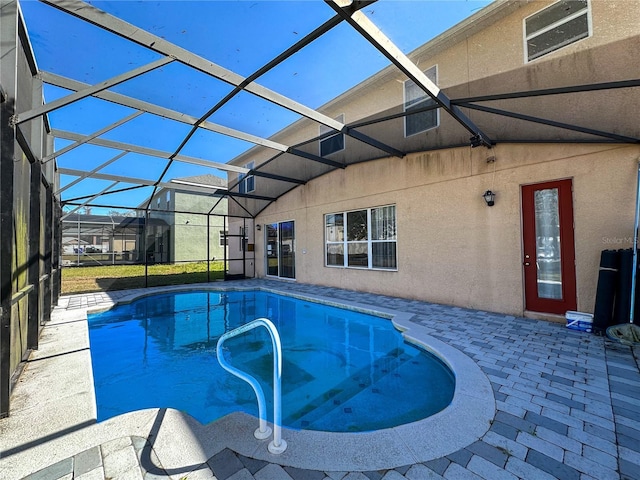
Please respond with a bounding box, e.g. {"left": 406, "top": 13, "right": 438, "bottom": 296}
{"left": 1, "top": 279, "right": 639, "bottom": 480}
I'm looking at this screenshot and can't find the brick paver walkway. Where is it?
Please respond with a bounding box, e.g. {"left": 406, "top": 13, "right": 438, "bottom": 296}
{"left": 23, "top": 280, "right": 640, "bottom": 480}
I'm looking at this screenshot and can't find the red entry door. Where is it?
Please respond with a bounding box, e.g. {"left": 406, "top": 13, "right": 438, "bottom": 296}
{"left": 521, "top": 179, "right": 577, "bottom": 314}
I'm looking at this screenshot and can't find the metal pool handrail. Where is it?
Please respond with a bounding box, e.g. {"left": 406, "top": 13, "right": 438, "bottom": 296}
{"left": 216, "top": 318, "right": 287, "bottom": 454}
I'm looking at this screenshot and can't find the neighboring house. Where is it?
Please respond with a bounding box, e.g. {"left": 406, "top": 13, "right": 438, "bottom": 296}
{"left": 142, "top": 174, "right": 229, "bottom": 264}
{"left": 227, "top": 0, "right": 640, "bottom": 320}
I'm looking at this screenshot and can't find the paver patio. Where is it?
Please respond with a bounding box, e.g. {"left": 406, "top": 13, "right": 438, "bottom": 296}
{"left": 1, "top": 279, "right": 638, "bottom": 480}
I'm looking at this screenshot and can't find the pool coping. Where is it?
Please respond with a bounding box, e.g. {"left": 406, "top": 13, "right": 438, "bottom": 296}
{"left": 84, "top": 284, "right": 496, "bottom": 471}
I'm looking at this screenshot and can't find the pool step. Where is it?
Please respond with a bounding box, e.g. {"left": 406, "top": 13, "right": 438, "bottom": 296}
{"left": 283, "top": 348, "right": 418, "bottom": 430}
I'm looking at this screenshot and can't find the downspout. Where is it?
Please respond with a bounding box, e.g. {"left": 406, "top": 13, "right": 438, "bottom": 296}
{"left": 144, "top": 209, "right": 149, "bottom": 288}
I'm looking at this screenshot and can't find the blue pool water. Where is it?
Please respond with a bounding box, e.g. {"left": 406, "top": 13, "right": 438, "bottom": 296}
{"left": 87, "top": 290, "right": 454, "bottom": 432}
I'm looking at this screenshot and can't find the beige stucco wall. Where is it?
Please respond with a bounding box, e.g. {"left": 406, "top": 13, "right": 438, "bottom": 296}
{"left": 172, "top": 192, "right": 227, "bottom": 263}
{"left": 229, "top": 0, "right": 640, "bottom": 189}
{"left": 229, "top": 0, "right": 640, "bottom": 316}
{"left": 254, "top": 144, "right": 640, "bottom": 317}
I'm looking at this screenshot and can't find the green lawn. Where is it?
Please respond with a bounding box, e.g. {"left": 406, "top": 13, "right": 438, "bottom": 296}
{"left": 61, "top": 262, "right": 225, "bottom": 295}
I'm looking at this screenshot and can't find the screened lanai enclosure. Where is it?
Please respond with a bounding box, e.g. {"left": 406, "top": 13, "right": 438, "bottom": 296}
{"left": 2, "top": 0, "right": 639, "bottom": 417}
{"left": 59, "top": 206, "right": 256, "bottom": 290}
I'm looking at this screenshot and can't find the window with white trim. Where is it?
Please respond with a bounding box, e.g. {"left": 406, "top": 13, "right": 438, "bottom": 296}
{"left": 404, "top": 66, "right": 438, "bottom": 137}
{"left": 525, "top": 0, "right": 590, "bottom": 62}
{"left": 319, "top": 114, "right": 345, "bottom": 156}
{"left": 238, "top": 161, "right": 255, "bottom": 194}
{"left": 325, "top": 205, "right": 397, "bottom": 270}
{"left": 219, "top": 230, "right": 228, "bottom": 247}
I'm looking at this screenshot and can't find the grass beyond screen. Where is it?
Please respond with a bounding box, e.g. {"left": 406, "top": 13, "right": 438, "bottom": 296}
{"left": 61, "top": 262, "right": 225, "bottom": 295}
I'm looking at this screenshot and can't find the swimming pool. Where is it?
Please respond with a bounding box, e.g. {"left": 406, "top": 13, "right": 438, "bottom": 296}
{"left": 87, "top": 289, "right": 454, "bottom": 432}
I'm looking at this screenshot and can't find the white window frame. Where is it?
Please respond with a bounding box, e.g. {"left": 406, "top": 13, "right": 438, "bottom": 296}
{"left": 404, "top": 65, "right": 439, "bottom": 138}
{"left": 319, "top": 113, "right": 345, "bottom": 157}
{"left": 523, "top": 0, "right": 591, "bottom": 63}
{"left": 325, "top": 204, "right": 397, "bottom": 271}
{"left": 238, "top": 161, "right": 255, "bottom": 194}
{"left": 219, "top": 230, "right": 228, "bottom": 247}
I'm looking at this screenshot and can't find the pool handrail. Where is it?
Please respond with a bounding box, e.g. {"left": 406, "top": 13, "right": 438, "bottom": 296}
{"left": 216, "top": 317, "right": 287, "bottom": 454}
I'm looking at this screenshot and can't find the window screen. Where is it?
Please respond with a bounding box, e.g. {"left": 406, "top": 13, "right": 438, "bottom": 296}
{"left": 525, "top": 0, "right": 589, "bottom": 62}
{"left": 404, "top": 66, "right": 438, "bottom": 137}
{"left": 319, "top": 114, "right": 345, "bottom": 156}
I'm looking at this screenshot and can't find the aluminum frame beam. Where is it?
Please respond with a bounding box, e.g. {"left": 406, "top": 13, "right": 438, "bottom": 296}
{"left": 14, "top": 57, "right": 173, "bottom": 124}
{"left": 41, "top": 0, "right": 404, "bottom": 159}
{"left": 349, "top": 103, "right": 440, "bottom": 129}
{"left": 344, "top": 127, "right": 404, "bottom": 157}
{"left": 58, "top": 167, "right": 208, "bottom": 192}
{"left": 193, "top": 14, "right": 345, "bottom": 129}
{"left": 61, "top": 181, "right": 119, "bottom": 220}
{"left": 53, "top": 129, "right": 308, "bottom": 189}
{"left": 58, "top": 167, "right": 276, "bottom": 201}
{"left": 459, "top": 102, "right": 640, "bottom": 143}
{"left": 51, "top": 129, "right": 249, "bottom": 174}
{"left": 287, "top": 147, "right": 344, "bottom": 169}
{"left": 249, "top": 170, "right": 305, "bottom": 185}
{"left": 42, "top": 111, "right": 144, "bottom": 163}
{"left": 55, "top": 151, "right": 128, "bottom": 195}
{"left": 38, "top": 71, "right": 290, "bottom": 153}
{"left": 40, "top": 0, "right": 344, "bottom": 131}
{"left": 347, "top": 80, "right": 640, "bottom": 140}
{"left": 169, "top": 178, "right": 227, "bottom": 191}
{"left": 452, "top": 78, "right": 640, "bottom": 104}
{"left": 327, "top": 0, "right": 493, "bottom": 148}
{"left": 63, "top": 184, "right": 147, "bottom": 203}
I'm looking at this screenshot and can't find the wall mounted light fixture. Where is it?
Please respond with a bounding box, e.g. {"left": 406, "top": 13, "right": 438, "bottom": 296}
{"left": 256, "top": 224, "right": 262, "bottom": 231}
{"left": 482, "top": 190, "right": 496, "bottom": 207}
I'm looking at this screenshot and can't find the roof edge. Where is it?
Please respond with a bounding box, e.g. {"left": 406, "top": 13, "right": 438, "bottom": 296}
{"left": 322, "top": 0, "right": 522, "bottom": 110}
{"left": 229, "top": 0, "right": 522, "bottom": 166}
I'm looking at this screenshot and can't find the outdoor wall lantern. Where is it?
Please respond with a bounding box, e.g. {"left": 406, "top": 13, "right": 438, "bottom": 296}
{"left": 482, "top": 190, "right": 496, "bottom": 207}
{"left": 256, "top": 224, "right": 262, "bottom": 231}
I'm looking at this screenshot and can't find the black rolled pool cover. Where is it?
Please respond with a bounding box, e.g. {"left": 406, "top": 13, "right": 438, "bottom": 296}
{"left": 593, "top": 249, "right": 620, "bottom": 334}
{"left": 613, "top": 249, "right": 635, "bottom": 326}
{"left": 634, "top": 260, "right": 640, "bottom": 326}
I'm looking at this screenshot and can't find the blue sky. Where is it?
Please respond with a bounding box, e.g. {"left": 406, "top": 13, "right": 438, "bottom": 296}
{"left": 20, "top": 0, "right": 492, "bottom": 212}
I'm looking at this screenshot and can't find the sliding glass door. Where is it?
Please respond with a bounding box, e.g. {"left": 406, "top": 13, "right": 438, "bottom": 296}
{"left": 266, "top": 221, "right": 295, "bottom": 279}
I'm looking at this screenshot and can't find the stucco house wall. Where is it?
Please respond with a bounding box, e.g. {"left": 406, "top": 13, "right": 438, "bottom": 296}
{"left": 230, "top": 0, "right": 640, "bottom": 317}
{"left": 254, "top": 143, "right": 638, "bottom": 316}
{"left": 143, "top": 176, "right": 228, "bottom": 264}
{"left": 172, "top": 191, "right": 227, "bottom": 263}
